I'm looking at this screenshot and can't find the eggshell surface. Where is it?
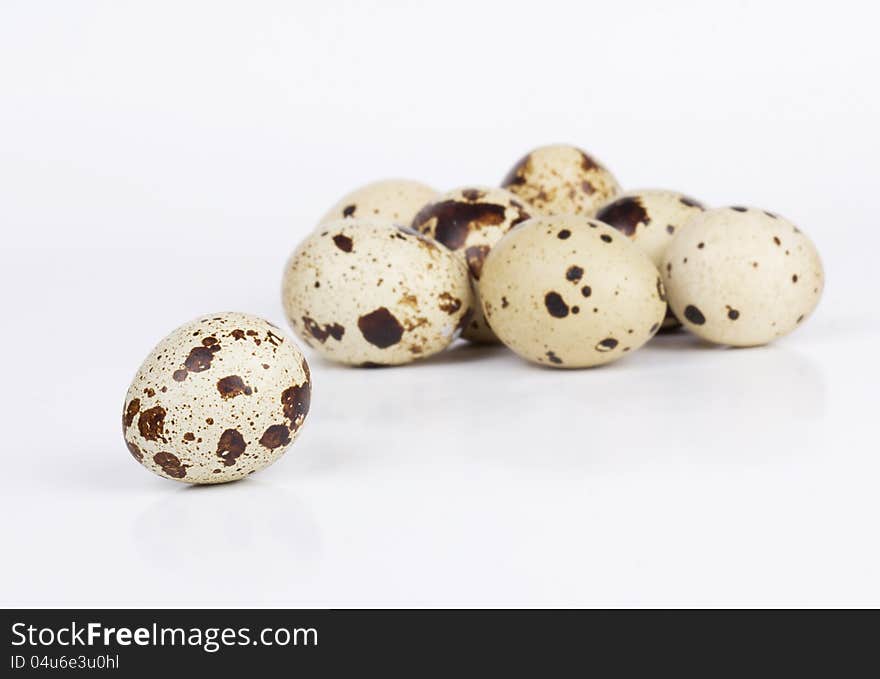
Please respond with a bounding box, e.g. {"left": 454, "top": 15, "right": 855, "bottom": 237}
{"left": 412, "top": 186, "right": 531, "bottom": 343}
{"left": 596, "top": 190, "right": 705, "bottom": 266}
{"left": 318, "top": 179, "right": 437, "bottom": 227}
{"left": 480, "top": 215, "right": 666, "bottom": 368}
{"left": 282, "top": 219, "right": 474, "bottom": 365}
{"left": 596, "top": 189, "right": 706, "bottom": 330}
{"left": 122, "top": 313, "right": 311, "bottom": 484}
{"left": 501, "top": 144, "right": 620, "bottom": 217}
{"left": 661, "top": 206, "right": 824, "bottom": 346}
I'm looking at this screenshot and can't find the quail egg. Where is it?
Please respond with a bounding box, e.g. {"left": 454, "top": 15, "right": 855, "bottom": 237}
{"left": 411, "top": 186, "right": 531, "bottom": 343}
{"left": 661, "top": 206, "right": 824, "bottom": 346}
{"left": 596, "top": 189, "right": 706, "bottom": 330}
{"left": 501, "top": 144, "right": 620, "bottom": 217}
{"left": 480, "top": 215, "right": 666, "bottom": 368}
{"left": 318, "top": 179, "right": 437, "bottom": 227}
{"left": 122, "top": 312, "right": 311, "bottom": 484}
{"left": 282, "top": 219, "right": 474, "bottom": 365}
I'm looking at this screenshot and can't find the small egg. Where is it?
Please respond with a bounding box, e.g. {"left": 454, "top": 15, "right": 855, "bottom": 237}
{"left": 480, "top": 215, "right": 666, "bottom": 368}
{"left": 411, "top": 186, "right": 531, "bottom": 343}
{"left": 318, "top": 179, "right": 437, "bottom": 227}
{"left": 596, "top": 189, "right": 706, "bottom": 330}
{"left": 122, "top": 313, "right": 311, "bottom": 484}
{"left": 661, "top": 206, "right": 824, "bottom": 346}
{"left": 501, "top": 144, "right": 620, "bottom": 217}
{"left": 282, "top": 219, "right": 474, "bottom": 365}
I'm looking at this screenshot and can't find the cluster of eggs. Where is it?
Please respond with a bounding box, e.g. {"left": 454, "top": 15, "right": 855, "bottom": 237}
{"left": 282, "top": 144, "right": 823, "bottom": 369}
{"left": 123, "top": 143, "right": 824, "bottom": 484}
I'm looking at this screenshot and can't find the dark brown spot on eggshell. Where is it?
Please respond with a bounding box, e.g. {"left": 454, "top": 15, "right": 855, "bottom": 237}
{"left": 438, "top": 291, "right": 462, "bottom": 314}
{"left": 124, "top": 398, "right": 140, "bottom": 429}
{"left": 566, "top": 266, "right": 584, "bottom": 283}
{"left": 600, "top": 234, "right": 613, "bottom": 243}
{"left": 126, "top": 440, "right": 143, "bottom": 462}
{"left": 557, "top": 229, "right": 571, "bottom": 239}
{"left": 217, "top": 375, "right": 252, "bottom": 399}
{"left": 546, "top": 351, "right": 563, "bottom": 364}
{"left": 302, "top": 317, "right": 345, "bottom": 343}
{"left": 184, "top": 344, "right": 219, "bottom": 373}
{"left": 727, "top": 307, "right": 740, "bottom": 320}
{"left": 138, "top": 405, "right": 166, "bottom": 442}
{"left": 412, "top": 201, "right": 507, "bottom": 250}
{"left": 544, "top": 292, "right": 569, "bottom": 318}
{"left": 595, "top": 338, "right": 618, "bottom": 352}
{"left": 358, "top": 307, "right": 404, "bottom": 348}
{"left": 595, "top": 196, "right": 648, "bottom": 237}
{"left": 461, "top": 188, "right": 485, "bottom": 201}
{"left": 684, "top": 305, "right": 706, "bottom": 325}
{"left": 342, "top": 204, "right": 356, "bottom": 217}
{"left": 260, "top": 424, "right": 291, "bottom": 450}
{"left": 153, "top": 451, "right": 186, "bottom": 478}
{"left": 216, "top": 429, "right": 246, "bottom": 467}
{"left": 282, "top": 383, "right": 311, "bottom": 429}
{"left": 679, "top": 196, "right": 704, "bottom": 208}
{"left": 332, "top": 234, "right": 353, "bottom": 252}
{"left": 580, "top": 152, "right": 598, "bottom": 172}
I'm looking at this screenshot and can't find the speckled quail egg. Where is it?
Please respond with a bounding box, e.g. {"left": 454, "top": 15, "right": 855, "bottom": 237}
{"left": 661, "top": 206, "right": 824, "bottom": 346}
{"left": 480, "top": 215, "right": 666, "bottom": 368}
{"left": 501, "top": 144, "right": 620, "bottom": 217}
{"left": 596, "top": 189, "right": 706, "bottom": 330}
{"left": 282, "top": 219, "right": 474, "bottom": 365}
{"left": 411, "top": 186, "right": 531, "bottom": 343}
{"left": 123, "top": 312, "right": 311, "bottom": 484}
{"left": 318, "top": 179, "right": 437, "bottom": 227}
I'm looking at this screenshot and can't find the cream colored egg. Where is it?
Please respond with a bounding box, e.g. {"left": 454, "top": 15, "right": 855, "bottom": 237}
{"left": 596, "top": 189, "right": 706, "bottom": 330}
{"left": 501, "top": 144, "right": 620, "bottom": 217}
{"left": 661, "top": 206, "right": 824, "bottom": 346}
{"left": 122, "top": 312, "right": 311, "bottom": 484}
{"left": 595, "top": 190, "right": 705, "bottom": 266}
{"left": 480, "top": 215, "right": 666, "bottom": 368}
{"left": 411, "top": 186, "right": 531, "bottom": 343}
{"left": 318, "top": 179, "right": 437, "bottom": 227}
{"left": 282, "top": 219, "right": 474, "bottom": 365}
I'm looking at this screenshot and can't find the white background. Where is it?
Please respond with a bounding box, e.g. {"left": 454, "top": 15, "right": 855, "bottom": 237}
{"left": 2, "top": 0, "right": 879, "bottom": 606}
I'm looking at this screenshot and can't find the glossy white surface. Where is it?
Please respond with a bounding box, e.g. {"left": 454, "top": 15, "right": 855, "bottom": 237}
{"left": 1, "top": 0, "right": 879, "bottom": 607}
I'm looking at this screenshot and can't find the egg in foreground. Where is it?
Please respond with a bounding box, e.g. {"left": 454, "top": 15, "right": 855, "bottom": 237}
{"left": 282, "top": 219, "right": 474, "bottom": 365}
{"left": 411, "top": 186, "right": 531, "bottom": 343}
{"left": 122, "top": 312, "right": 311, "bottom": 484}
{"left": 661, "top": 206, "right": 824, "bottom": 346}
{"left": 501, "top": 144, "right": 620, "bottom": 217}
{"left": 480, "top": 215, "right": 666, "bottom": 368}
{"left": 318, "top": 179, "right": 437, "bottom": 227}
